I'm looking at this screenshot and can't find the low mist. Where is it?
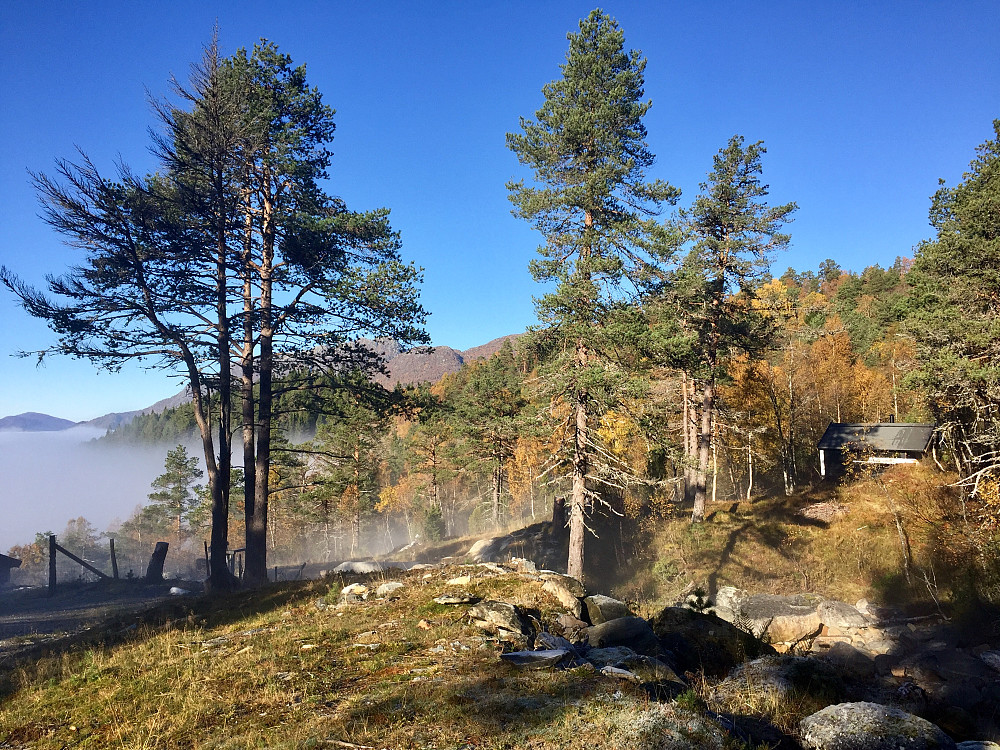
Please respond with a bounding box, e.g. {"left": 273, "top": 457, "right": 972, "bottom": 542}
{"left": 0, "top": 427, "right": 172, "bottom": 554}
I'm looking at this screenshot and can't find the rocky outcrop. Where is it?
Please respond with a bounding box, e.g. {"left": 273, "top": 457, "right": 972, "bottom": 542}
{"left": 650, "top": 606, "right": 777, "bottom": 677}
{"left": 800, "top": 701, "right": 957, "bottom": 749}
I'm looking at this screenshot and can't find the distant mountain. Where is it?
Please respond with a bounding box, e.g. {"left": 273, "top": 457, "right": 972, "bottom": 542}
{"left": 0, "top": 335, "right": 521, "bottom": 432}
{"left": 379, "top": 334, "right": 521, "bottom": 387}
{"left": 0, "top": 412, "right": 77, "bottom": 432}
{"left": 80, "top": 390, "right": 192, "bottom": 430}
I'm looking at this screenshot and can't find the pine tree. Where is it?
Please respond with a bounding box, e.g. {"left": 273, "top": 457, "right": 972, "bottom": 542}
{"left": 147, "top": 444, "right": 204, "bottom": 548}
{"left": 661, "top": 136, "right": 795, "bottom": 521}
{"left": 907, "top": 120, "right": 1000, "bottom": 491}
{"left": 507, "top": 9, "right": 679, "bottom": 580}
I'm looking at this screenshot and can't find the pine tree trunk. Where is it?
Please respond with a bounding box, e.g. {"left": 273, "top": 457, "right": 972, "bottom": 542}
{"left": 692, "top": 381, "right": 712, "bottom": 522}
{"left": 568, "top": 395, "right": 587, "bottom": 581}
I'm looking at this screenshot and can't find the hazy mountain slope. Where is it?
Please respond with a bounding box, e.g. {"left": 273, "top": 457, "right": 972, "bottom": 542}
{"left": 0, "top": 412, "right": 77, "bottom": 432}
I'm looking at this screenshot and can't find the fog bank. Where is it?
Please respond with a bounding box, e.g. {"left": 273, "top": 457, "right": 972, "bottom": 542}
{"left": 0, "top": 427, "right": 172, "bottom": 554}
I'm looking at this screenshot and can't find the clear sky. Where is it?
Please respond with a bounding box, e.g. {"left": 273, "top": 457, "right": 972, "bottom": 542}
{"left": 1, "top": 1, "right": 998, "bottom": 422}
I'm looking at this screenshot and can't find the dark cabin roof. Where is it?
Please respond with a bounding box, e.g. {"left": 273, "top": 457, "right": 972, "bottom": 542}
{"left": 0, "top": 553, "right": 21, "bottom": 569}
{"left": 817, "top": 423, "right": 935, "bottom": 453}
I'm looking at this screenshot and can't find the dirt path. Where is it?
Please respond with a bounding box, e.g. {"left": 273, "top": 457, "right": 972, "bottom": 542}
{"left": 0, "top": 581, "right": 196, "bottom": 662}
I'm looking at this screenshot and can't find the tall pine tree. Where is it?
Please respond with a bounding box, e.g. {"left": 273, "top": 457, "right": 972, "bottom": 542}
{"left": 507, "top": 9, "right": 678, "bottom": 580}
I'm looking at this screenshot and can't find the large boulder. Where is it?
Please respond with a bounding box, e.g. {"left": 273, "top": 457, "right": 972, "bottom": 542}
{"left": 542, "top": 578, "right": 584, "bottom": 619}
{"left": 650, "top": 606, "right": 776, "bottom": 677}
{"left": 467, "top": 600, "right": 533, "bottom": 646}
{"left": 609, "top": 703, "right": 728, "bottom": 749}
{"left": 712, "top": 655, "right": 846, "bottom": 709}
{"left": 817, "top": 600, "right": 870, "bottom": 630}
{"left": 800, "top": 702, "right": 956, "bottom": 750}
{"left": 583, "top": 594, "right": 633, "bottom": 624}
{"left": 740, "top": 593, "right": 824, "bottom": 644}
{"left": 587, "top": 616, "right": 660, "bottom": 656}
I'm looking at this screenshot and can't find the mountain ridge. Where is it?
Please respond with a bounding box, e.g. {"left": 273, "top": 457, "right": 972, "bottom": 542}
{"left": 1, "top": 334, "right": 520, "bottom": 431}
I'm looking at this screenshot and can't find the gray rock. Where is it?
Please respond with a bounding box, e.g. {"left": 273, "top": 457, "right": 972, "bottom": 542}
{"left": 649, "top": 606, "right": 776, "bottom": 677}
{"left": 823, "top": 641, "right": 876, "bottom": 678}
{"left": 818, "top": 600, "right": 870, "bottom": 629}
{"left": 583, "top": 594, "right": 633, "bottom": 624}
{"left": 467, "top": 537, "right": 508, "bottom": 562}
{"left": 542, "top": 578, "right": 584, "bottom": 619}
{"left": 714, "top": 585, "right": 749, "bottom": 622}
{"left": 585, "top": 646, "right": 638, "bottom": 667}
{"left": 979, "top": 650, "right": 1000, "bottom": 672}
{"left": 740, "top": 593, "right": 824, "bottom": 643}
{"left": 535, "top": 632, "right": 577, "bottom": 653}
{"left": 600, "top": 665, "right": 641, "bottom": 681}
{"left": 587, "top": 616, "right": 660, "bottom": 656}
{"left": 434, "top": 593, "right": 477, "bottom": 605}
{"left": 611, "top": 703, "right": 727, "bottom": 749}
{"left": 467, "top": 600, "right": 530, "bottom": 643}
{"left": 713, "top": 655, "right": 845, "bottom": 708}
{"left": 616, "top": 654, "right": 686, "bottom": 687}
{"left": 555, "top": 613, "right": 588, "bottom": 643}
{"left": 539, "top": 572, "right": 585, "bottom": 597}
{"left": 800, "top": 701, "right": 956, "bottom": 750}
{"left": 509, "top": 556, "right": 537, "bottom": 573}
{"left": 956, "top": 743, "right": 1000, "bottom": 750}
{"left": 375, "top": 581, "right": 404, "bottom": 598}
{"left": 499, "top": 649, "right": 573, "bottom": 669}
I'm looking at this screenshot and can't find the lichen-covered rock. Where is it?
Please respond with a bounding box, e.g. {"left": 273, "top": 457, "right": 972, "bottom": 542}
{"left": 587, "top": 616, "right": 660, "bottom": 655}
{"left": 467, "top": 600, "right": 532, "bottom": 645}
{"left": 818, "top": 600, "right": 870, "bottom": 629}
{"left": 375, "top": 581, "right": 404, "bottom": 598}
{"left": 714, "top": 585, "right": 750, "bottom": 622}
{"left": 609, "top": 703, "right": 728, "bottom": 749}
{"left": 499, "top": 649, "right": 573, "bottom": 669}
{"left": 586, "top": 646, "right": 638, "bottom": 667}
{"left": 650, "top": 606, "right": 776, "bottom": 677}
{"left": 333, "top": 560, "right": 382, "bottom": 574}
{"left": 542, "top": 578, "right": 584, "bottom": 618}
{"left": 584, "top": 594, "right": 633, "bottom": 624}
{"left": 799, "top": 701, "right": 956, "bottom": 750}
{"left": 740, "top": 593, "right": 824, "bottom": 643}
{"left": 712, "top": 655, "right": 845, "bottom": 708}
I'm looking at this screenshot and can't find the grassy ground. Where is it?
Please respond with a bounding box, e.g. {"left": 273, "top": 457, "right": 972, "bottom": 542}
{"left": 0, "top": 567, "right": 697, "bottom": 750}
{"left": 4, "top": 465, "right": 996, "bottom": 749}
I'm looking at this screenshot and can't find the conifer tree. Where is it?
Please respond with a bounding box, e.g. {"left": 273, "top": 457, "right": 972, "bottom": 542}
{"left": 507, "top": 9, "right": 679, "bottom": 579}
{"left": 147, "top": 444, "right": 204, "bottom": 548}
{"left": 665, "top": 136, "right": 796, "bottom": 521}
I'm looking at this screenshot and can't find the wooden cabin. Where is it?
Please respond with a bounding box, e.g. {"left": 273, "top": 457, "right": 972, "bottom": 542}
{"left": 817, "top": 422, "right": 935, "bottom": 478}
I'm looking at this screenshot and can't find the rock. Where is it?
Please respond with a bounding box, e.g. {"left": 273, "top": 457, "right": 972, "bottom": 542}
{"left": 447, "top": 575, "right": 472, "bottom": 586}
{"left": 417, "top": 619, "right": 433, "bottom": 630}
{"left": 499, "top": 649, "right": 573, "bottom": 669}
{"left": 539, "top": 572, "right": 585, "bottom": 597}
{"left": 467, "top": 537, "right": 508, "bottom": 562}
{"left": 600, "top": 665, "right": 641, "bottom": 681}
{"left": 713, "top": 656, "right": 845, "bottom": 708}
{"left": 587, "top": 616, "right": 660, "bottom": 656}
{"left": 467, "top": 600, "right": 531, "bottom": 644}
{"left": 616, "top": 654, "right": 686, "bottom": 688}
{"left": 611, "top": 703, "right": 728, "bottom": 749}
{"left": 823, "top": 641, "right": 876, "bottom": 678}
{"left": 583, "top": 594, "right": 633, "bottom": 624}
{"left": 535, "top": 632, "right": 577, "bottom": 653}
{"left": 585, "top": 646, "right": 638, "bottom": 667}
{"left": 340, "top": 583, "right": 369, "bottom": 600}
{"left": 956, "top": 743, "right": 1000, "bottom": 750}
{"left": 434, "top": 593, "right": 477, "bottom": 605}
{"left": 979, "top": 650, "right": 1000, "bottom": 672}
{"left": 800, "top": 702, "right": 956, "bottom": 750}
{"left": 542, "top": 578, "right": 584, "bottom": 619}
{"left": 375, "top": 582, "right": 404, "bottom": 598}
{"left": 555, "top": 613, "right": 588, "bottom": 643}
{"left": 714, "top": 585, "right": 749, "bottom": 622}
{"left": 649, "top": 606, "right": 776, "bottom": 677}
{"left": 818, "top": 600, "right": 870, "bottom": 629}
{"left": 509, "top": 556, "right": 536, "bottom": 573}
{"left": 169, "top": 587, "right": 192, "bottom": 596}
{"left": 739, "top": 593, "right": 824, "bottom": 644}
{"left": 334, "top": 561, "right": 382, "bottom": 574}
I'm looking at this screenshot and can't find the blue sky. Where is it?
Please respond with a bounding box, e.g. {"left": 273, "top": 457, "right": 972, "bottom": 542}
{"left": 1, "top": 1, "right": 998, "bottom": 422}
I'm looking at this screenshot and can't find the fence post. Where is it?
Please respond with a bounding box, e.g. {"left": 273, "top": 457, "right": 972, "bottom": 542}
{"left": 48, "top": 534, "right": 57, "bottom": 596}
{"left": 109, "top": 538, "right": 119, "bottom": 580}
